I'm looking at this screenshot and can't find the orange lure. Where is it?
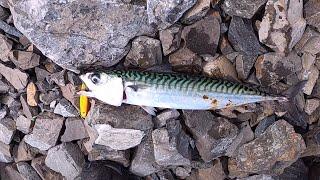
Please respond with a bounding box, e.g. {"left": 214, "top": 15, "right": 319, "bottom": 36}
{"left": 79, "top": 83, "right": 90, "bottom": 118}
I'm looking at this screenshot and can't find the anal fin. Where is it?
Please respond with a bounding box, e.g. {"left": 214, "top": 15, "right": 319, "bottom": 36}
{"left": 140, "top": 106, "right": 157, "bottom": 116}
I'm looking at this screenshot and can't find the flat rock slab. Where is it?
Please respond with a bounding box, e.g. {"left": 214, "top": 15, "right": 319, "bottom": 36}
{"left": 16, "top": 162, "right": 41, "bottom": 180}
{"left": 61, "top": 118, "right": 88, "bottom": 142}
{"left": 31, "top": 156, "right": 64, "bottom": 180}
{"left": 94, "top": 124, "right": 145, "bottom": 151}
{"left": 8, "top": 0, "right": 155, "bottom": 71}
{"left": 45, "top": 143, "right": 85, "bottom": 180}
{"left": 0, "top": 63, "right": 28, "bottom": 90}
{"left": 24, "top": 113, "right": 64, "bottom": 151}
{"left": 228, "top": 120, "right": 306, "bottom": 178}
{"left": 0, "top": 118, "right": 15, "bottom": 145}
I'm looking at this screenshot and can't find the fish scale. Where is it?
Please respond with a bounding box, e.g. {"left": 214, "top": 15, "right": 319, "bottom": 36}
{"left": 111, "top": 70, "right": 266, "bottom": 96}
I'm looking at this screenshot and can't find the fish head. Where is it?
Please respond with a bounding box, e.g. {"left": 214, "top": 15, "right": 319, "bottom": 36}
{"left": 79, "top": 72, "right": 124, "bottom": 106}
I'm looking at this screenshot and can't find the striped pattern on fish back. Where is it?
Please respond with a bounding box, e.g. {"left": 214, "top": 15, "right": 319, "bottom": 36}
{"left": 110, "top": 70, "right": 267, "bottom": 96}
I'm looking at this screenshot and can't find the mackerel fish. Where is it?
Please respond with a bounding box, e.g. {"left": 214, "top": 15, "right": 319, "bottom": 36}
{"left": 79, "top": 70, "right": 300, "bottom": 114}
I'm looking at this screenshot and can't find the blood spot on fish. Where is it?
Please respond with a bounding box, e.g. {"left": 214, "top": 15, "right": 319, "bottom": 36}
{"left": 203, "top": 95, "right": 209, "bottom": 99}
{"left": 211, "top": 99, "right": 218, "bottom": 108}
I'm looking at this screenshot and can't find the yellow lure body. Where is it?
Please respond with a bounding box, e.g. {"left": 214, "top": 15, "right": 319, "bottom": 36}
{"left": 80, "top": 83, "right": 90, "bottom": 118}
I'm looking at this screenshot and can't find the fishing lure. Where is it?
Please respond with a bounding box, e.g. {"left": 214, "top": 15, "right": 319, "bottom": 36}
{"left": 79, "top": 83, "right": 90, "bottom": 118}
{"left": 78, "top": 70, "right": 304, "bottom": 115}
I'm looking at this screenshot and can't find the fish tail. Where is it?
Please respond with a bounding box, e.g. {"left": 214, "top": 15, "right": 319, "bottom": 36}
{"left": 281, "top": 80, "right": 308, "bottom": 101}
{"left": 280, "top": 80, "right": 308, "bottom": 128}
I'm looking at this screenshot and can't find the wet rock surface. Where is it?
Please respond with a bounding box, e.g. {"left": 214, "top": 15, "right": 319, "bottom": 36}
{"left": 0, "top": 0, "right": 319, "bottom": 179}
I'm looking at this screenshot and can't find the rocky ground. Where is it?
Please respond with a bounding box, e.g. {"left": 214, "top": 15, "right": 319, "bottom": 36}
{"left": 0, "top": 0, "right": 319, "bottom": 179}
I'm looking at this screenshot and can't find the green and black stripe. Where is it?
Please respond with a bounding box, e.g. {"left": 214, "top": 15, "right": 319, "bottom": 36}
{"left": 109, "top": 70, "right": 267, "bottom": 96}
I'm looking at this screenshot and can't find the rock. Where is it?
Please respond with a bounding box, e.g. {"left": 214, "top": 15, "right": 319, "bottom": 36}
{"left": 147, "top": 0, "right": 196, "bottom": 30}
{"left": 61, "top": 118, "right": 88, "bottom": 142}
{"left": 0, "top": 79, "right": 10, "bottom": 93}
{"left": 0, "top": 34, "right": 12, "bottom": 62}
{"left": 0, "top": 63, "right": 28, "bottom": 90}
{"left": 130, "top": 130, "right": 159, "bottom": 176}
{"left": 0, "top": 141, "right": 13, "bottom": 163}
{"left": 9, "top": 1, "right": 155, "bottom": 71}
{"left": 152, "top": 120, "right": 192, "bottom": 167}
{"left": 181, "top": 0, "right": 211, "bottom": 24}
{"left": 258, "top": 0, "right": 306, "bottom": 53}
{"left": 303, "top": 66, "right": 319, "bottom": 95}
{"left": 301, "top": 127, "right": 320, "bottom": 157}
{"left": 203, "top": 55, "right": 238, "bottom": 82}
{"left": 60, "top": 83, "right": 79, "bottom": 110}
{"left": 82, "top": 122, "right": 130, "bottom": 166}
{"left": 254, "top": 115, "right": 276, "bottom": 137}
{"left": 311, "top": 78, "right": 320, "bottom": 99}
{"left": 228, "top": 16, "right": 266, "bottom": 56}
{"left": 304, "top": 0, "right": 320, "bottom": 30}
{"left": 228, "top": 120, "right": 306, "bottom": 178}
{"left": 53, "top": 98, "right": 78, "bottom": 117}
{"left": 16, "top": 162, "right": 41, "bottom": 180}
{"left": 295, "top": 27, "right": 320, "bottom": 53}
{"left": 181, "top": 14, "right": 220, "bottom": 56}
{"left": 155, "top": 170, "right": 176, "bottom": 180}
{"left": 226, "top": 121, "right": 254, "bottom": 157}
{"left": 26, "top": 82, "right": 38, "bottom": 107}
{"left": 94, "top": 124, "right": 145, "bottom": 151}
{"left": 0, "top": 164, "right": 24, "bottom": 180}
{"left": 14, "top": 139, "right": 37, "bottom": 162}
{"left": 277, "top": 159, "right": 308, "bottom": 180}
{"left": 49, "top": 70, "right": 66, "bottom": 86}
{"left": 255, "top": 52, "right": 302, "bottom": 86}
{"left": 184, "top": 110, "right": 238, "bottom": 162}
{"left": 154, "top": 109, "right": 180, "bottom": 128}
{"left": 34, "top": 67, "right": 51, "bottom": 82}
{"left": 87, "top": 101, "right": 153, "bottom": 131}
{"left": 66, "top": 71, "right": 82, "bottom": 86}
{"left": 305, "top": 99, "right": 320, "bottom": 115}
{"left": 175, "top": 166, "right": 191, "bottom": 179}
{"left": 31, "top": 156, "right": 64, "bottom": 180}
{"left": 159, "top": 24, "right": 182, "bottom": 56}
{"left": 301, "top": 37, "right": 320, "bottom": 55}
{"left": 124, "top": 36, "right": 162, "bottom": 68}
{"left": 235, "top": 54, "right": 257, "bottom": 80}
{"left": 219, "top": 35, "right": 235, "bottom": 56}
{"left": 0, "top": 118, "right": 15, "bottom": 144}
{"left": 222, "top": 0, "right": 267, "bottom": 19}
{"left": 169, "top": 47, "right": 202, "bottom": 74}
{"left": 24, "top": 113, "right": 64, "bottom": 151}
{"left": 239, "top": 174, "right": 274, "bottom": 180}
{"left": 39, "top": 89, "right": 61, "bottom": 106}
{"left": 187, "top": 159, "right": 226, "bottom": 180}
{"left": 309, "top": 162, "right": 320, "bottom": 180}
{"left": 87, "top": 145, "right": 130, "bottom": 167}
{"left": 9, "top": 50, "right": 40, "bottom": 70}
{"left": 81, "top": 161, "right": 138, "bottom": 180}
{"left": 20, "top": 94, "right": 38, "bottom": 120}
{"left": 45, "top": 143, "right": 85, "bottom": 180}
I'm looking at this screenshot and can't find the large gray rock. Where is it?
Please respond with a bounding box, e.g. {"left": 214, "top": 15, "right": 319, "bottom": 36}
{"left": 258, "top": 0, "right": 306, "bottom": 53}
{"left": 228, "top": 120, "right": 306, "bottom": 178}
{"left": 45, "top": 143, "right": 85, "bottom": 180}
{"left": 228, "top": 16, "right": 266, "bottom": 56}
{"left": 0, "top": 141, "right": 13, "bottom": 163}
{"left": 183, "top": 110, "right": 238, "bottom": 162}
{"left": 8, "top": 0, "right": 155, "bottom": 71}
{"left": 181, "top": 0, "right": 211, "bottom": 25}
{"left": 61, "top": 118, "right": 89, "bottom": 142}
{"left": 222, "top": 0, "right": 267, "bottom": 19}
{"left": 24, "top": 113, "right": 64, "bottom": 151}
{"left": 147, "top": 0, "right": 197, "bottom": 30}
{"left": 0, "top": 63, "right": 28, "bottom": 90}
{"left": 159, "top": 24, "right": 182, "bottom": 56}
{"left": 53, "top": 98, "right": 78, "bottom": 117}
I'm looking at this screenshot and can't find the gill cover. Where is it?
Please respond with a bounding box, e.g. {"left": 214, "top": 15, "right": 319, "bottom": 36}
{"left": 80, "top": 72, "right": 124, "bottom": 106}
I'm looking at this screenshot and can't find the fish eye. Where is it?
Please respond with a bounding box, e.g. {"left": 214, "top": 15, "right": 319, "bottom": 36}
{"left": 90, "top": 73, "right": 100, "bottom": 84}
